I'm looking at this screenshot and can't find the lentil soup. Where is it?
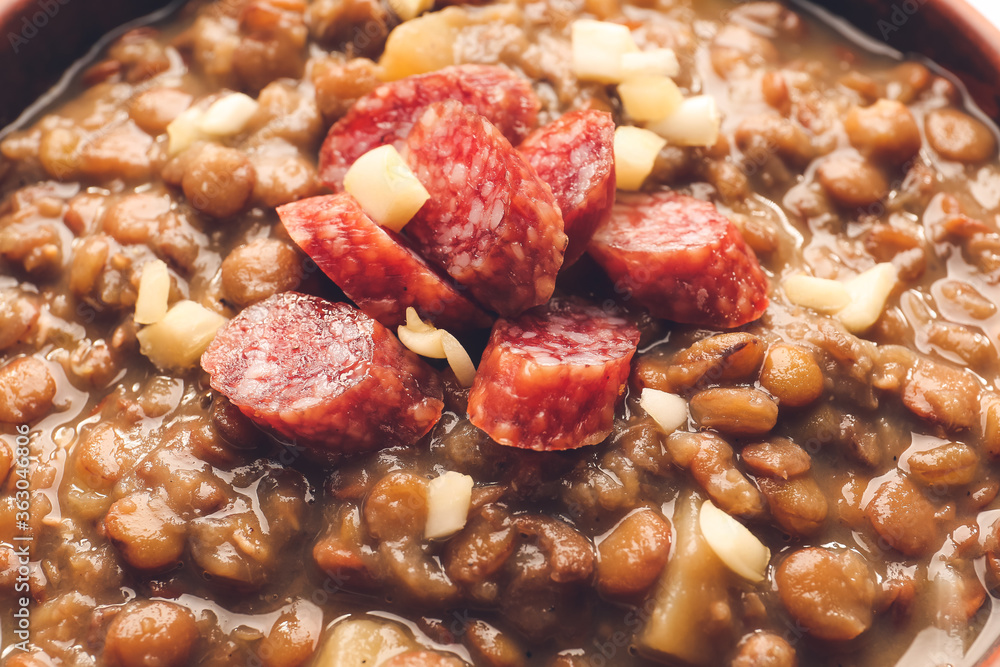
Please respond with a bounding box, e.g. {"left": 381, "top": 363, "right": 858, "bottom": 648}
{"left": 2, "top": 0, "right": 1000, "bottom": 666}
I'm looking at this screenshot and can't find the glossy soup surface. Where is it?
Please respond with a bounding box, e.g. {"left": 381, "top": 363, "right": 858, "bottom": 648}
{"left": 3, "top": 0, "right": 1000, "bottom": 666}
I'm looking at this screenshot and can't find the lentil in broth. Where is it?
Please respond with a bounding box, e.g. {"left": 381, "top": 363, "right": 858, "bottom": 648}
{"left": 2, "top": 0, "right": 1000, "bottom": 666}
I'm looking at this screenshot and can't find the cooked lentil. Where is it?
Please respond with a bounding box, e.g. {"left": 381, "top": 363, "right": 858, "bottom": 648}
{"left": 3, "top": 0, "right": 1000, "bottom": 665}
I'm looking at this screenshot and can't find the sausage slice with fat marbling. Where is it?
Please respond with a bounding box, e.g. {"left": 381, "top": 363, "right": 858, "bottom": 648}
{"left": 468, "top": 298, "right": 639, "bottom": 451}
{"left": 588, "top": 192, "right": 769, "bottom": 328}
{"left": 201, "top": 292, "right": 443, "bottom": 452}
{"left": 518, "top": 109, "right": 616, "bottom": 267}
{"left": 319, "top": 64, "right": 540, "bottom": 191}
{"left": 278, "top": 193, "right": 492, "bottom": 332}
{"left": 403, "top": 100, "right": 566, "bottom": 317}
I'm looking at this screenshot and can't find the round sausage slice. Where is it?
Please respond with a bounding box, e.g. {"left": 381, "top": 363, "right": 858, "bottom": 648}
{"left": 319, "top": 64, "right": 539, "bottom": 191}
{"left": 201, "top": 292, "right": 444, "bottom": 452}
{"left": 404, "top": 100, "right": 566, "bottom": 317}
{"left": 588, "top": 192, "right": 769, "bottom": 328}
{"left": 518, "top": 109, "right": 616, "bottom": 267}
{"left": 278, "top": 194, "right": 492, "bottom": 332}
{"left": 468, "top": 298, "right": 639, "bottom": 451}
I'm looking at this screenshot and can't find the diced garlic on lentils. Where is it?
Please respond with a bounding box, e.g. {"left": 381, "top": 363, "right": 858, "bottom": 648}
{"left": 781, "top": 273, "right": 851, "bottom": 314}
{"left": 834, "top": 262, "right": 898, "bottom": 333}
{"left": 387, "top": 0, "right": 434, "bottom": 22}
{"left": 646, "top": 95, "right": 722, "bottom": 147}
{"left": 571, "top": 19, "right": 639, "bottom": 84}
{"left": 639, "top": 388, "right": 688, "bottom": 434}
{"left": 620, "top": 48, "right": 680, "bottom": 79}
{"left": 698, "top": 500, "right": 770, "bottom": 583}
{"left": 199, "top": 92, "right": 259, "bottom": 136}
{"left": 398, "top": 307, "right": 477, "bottom": 386}
{"left": 614, "top": 126, "right": 667, "bottom": 191}
{"left": 315, "top": 618, "right": 417, "bottom": 667}
{"left": 344, "top": 145, "right": 430, "bottom": 232}
{"left": 137, "top": 300, "right": 228, "bottom": 370}
{"left": 618, "top": 75, "right": 684, "bottom": 122}
{"left": 134, "top": 259, "right": 170, "bottom": 325}
{"left": 425, "top": 470, "right": 474, "bottom": 539}
{"left": 166, "top": 106, "right": 206, "bottom": 155}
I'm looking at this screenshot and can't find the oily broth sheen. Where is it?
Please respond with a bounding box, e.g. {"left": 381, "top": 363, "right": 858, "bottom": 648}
{"left": 2, "top": 0, "right": 1000, "bottom": 665}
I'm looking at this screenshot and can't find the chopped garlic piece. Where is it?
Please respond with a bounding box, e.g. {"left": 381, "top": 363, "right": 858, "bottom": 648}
{"left": 199, "top": 92, "right": 259, "bottom": 136}
{"left": 646, "top": 95, "right": 721, "bottom": 147}
{"left": 166, "top": 106, "right": 205, "bottom": 155}
{"left": 781, "top": 273, "right": 851, "bottom": 314}
{"left": 398, "top": 308, "right": 477, "bottom": 386}
{"left": 425, "top": 471, "right": 474, "bottom": 539}
{"left": 315, "top": 618, "right": 416, "bottom": 667}
{"left": 344, "top": 145, "right": 430, "bottom": 232}
{"left": 397, "top": 326, "right": 446, "bottom": 359}
{"left": 834, "top": 263, "right": 898, "bottom": 333}
{"left": 619, "top": 76, "right": 683, "bottom": 123}
{"left": 698, "top": 500, "right": 770, "bottom": 583}
{"left": 398, "top": 307, "right": 446, "bottom": 357}
{"left": 620, "top": 48, "right": 680, "bottom": 79}
{"left": 441, "top": 332, "right": 476, "bottom": 387}
{"left": 571, "top": 19, "right": 638, "bottom": 84}
{"left": 405, "top": 306, "right": 436, "bottom": 333}
{"left": 137, "top": 300, "right": 228, "bottom": 370}
{"left": 387, "top": 0, "right": 434, "bottom": 21}
{"left": 614, "top": 126, "right": 667, "bottom": 191}
{"left": 134, "top": 259, "right": 170, "bottom": 325}
{"left": 639, "top": 388, "right": 688, "bottom": 434}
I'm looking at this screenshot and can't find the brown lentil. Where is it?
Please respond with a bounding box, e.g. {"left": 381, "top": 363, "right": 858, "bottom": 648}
{"left": 595, "top": 508, "right": 671, "bottom": 598}
{"left": 730, "top": 632, "right": 797, "bottom": 667}
{"left": 689, "top": 387, "right": 779, "bottom": 436}
{"left": 0, "top": 356, "right": 56, "bottom": 423}
{"left": 181, "top": 143, "right": 256, "bottom": 219}
{"left": 816, "top": 156, "right": 889, "bottom": 208}
{"left": 775, "top": 548, "right": 877, "bottom": 642}
{"left": 103, "top": 601, "right": 199, "bottom": 667}
{"left": 759, "top": 344, "right": 824, "bottom": 408}
{"left": 865, "top": 475, "right": 941, "bottom": 556}
{"left": 843, "top": 99, "right": 921, "bottom": 165}
{"left": 925, "top": 108, "right": 997, "bottom": 163}
{"left": 221, "top": 238, "right": 304, "bottom": 307}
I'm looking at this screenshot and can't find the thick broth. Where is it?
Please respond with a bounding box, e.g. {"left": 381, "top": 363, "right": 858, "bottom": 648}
{"left": 2, "top": 0, "right": 1000, "bottom": 666}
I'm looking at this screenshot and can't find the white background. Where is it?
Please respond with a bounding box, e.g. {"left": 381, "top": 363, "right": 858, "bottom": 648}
{"left": 967, "top": 0, "right": 1000, "bottom": 29}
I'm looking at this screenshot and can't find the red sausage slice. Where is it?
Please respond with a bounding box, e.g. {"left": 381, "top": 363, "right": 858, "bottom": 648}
{"left": 319, "top": 64, "right": 540, "bottom": 191}
{"left": 468, "top": 298, "right": 639, "bottom": 451}
{"left": 588, "top": 192, "right": 769, "bottom": 328}
{"left": 277, "top": 194, "right": 492, "bottom": 332}
{"left": 201, "top": 292, "right": 444, "bottom": 452}
{"left": 404, "top": 100, "right": 567, "bottom": 317}
{"left": 518, "top": 109, "right": 616, "bottom": 267}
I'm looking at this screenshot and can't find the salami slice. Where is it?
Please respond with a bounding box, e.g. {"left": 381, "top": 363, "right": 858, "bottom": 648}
{"left": 278, "top": 194, "right": 492, "bottom": 332}
{"left": 518, "top": 110, "right": 616, "bottom": 266}
{"left": 404, "top": 100, "right": 567, "bottom": 317}
{"left": 588, "top": 192, "right": 769, "bottom": 328}
{"left": 201, "top": 292, "right": 444, "bottom": 452}
{"left": 319, "top": 64, "right": 540, "bottom": 191}
{"left": 467, "top": 298, "right": 639, "bottom": 451}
